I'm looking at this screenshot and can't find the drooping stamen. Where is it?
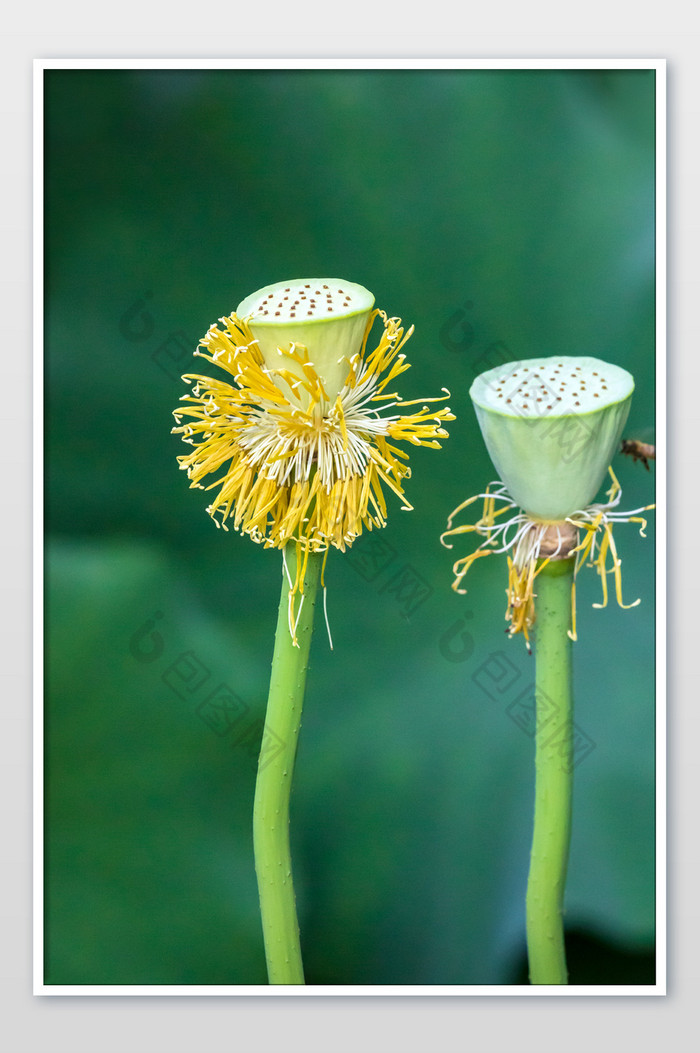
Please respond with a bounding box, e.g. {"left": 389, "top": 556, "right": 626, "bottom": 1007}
{"left": 442, "top": 469, "right": 655, "bottom": 646}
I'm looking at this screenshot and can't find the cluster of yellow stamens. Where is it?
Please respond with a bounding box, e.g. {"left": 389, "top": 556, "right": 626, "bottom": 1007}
{"left": 173, "top": 309, "right": 453, "bottom": 551}
{"left": 441, "top": 468, "right": 653, "bottom": 648}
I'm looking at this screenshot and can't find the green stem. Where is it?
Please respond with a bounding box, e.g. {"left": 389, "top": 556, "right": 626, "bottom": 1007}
{"left": 253, "top": 546, "right": 322, "bottom": 985}
{"left": 525, "top": 556, "right": 575, "bottom": 985}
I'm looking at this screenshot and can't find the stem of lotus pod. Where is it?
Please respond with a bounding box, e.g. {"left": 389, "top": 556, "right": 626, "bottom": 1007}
{"left": 253, "top": 545, "right": 322, "bottom": 985}
{"left": 525, "top": 551, "right": 575, "bottom": 985}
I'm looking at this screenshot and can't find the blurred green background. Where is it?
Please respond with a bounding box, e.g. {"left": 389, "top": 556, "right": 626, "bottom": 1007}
{"left": 44, "top": 67, "right": 657, "bottom": 986}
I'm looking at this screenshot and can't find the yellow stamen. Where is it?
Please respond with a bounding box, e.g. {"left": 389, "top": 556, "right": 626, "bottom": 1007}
{"left": 442, "top": 469, "right": 654, "bottom": 644}
{"left": 174, "top": 308, "right": 454, "bottom": 644}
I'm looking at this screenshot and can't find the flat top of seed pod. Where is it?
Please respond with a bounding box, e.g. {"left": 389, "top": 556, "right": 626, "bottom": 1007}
{"left": 237, "top": 279, "right": 375, "bottom": 327}
{"left": 470, "top": 356, "right": 634, "bottom": 418}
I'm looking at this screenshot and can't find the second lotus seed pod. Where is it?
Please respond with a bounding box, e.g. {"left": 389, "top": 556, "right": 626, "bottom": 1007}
{"left": 469, "top": 355, "right": 634, "bottom": 521}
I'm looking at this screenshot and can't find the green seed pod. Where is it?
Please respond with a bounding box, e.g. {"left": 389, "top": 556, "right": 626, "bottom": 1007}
{"left": 237, "top": 279, "right": 375, "bottom": 402}
{"left": 470, "top": 356, "right": 634, "bottom": 520}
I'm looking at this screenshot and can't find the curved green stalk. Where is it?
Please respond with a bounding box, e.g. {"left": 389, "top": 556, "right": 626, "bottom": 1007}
{"left": 253, "top": 546, "right": 322, "bottom": 985}
{"left": 526, "top": 556, "right": 575, "bottom": 985}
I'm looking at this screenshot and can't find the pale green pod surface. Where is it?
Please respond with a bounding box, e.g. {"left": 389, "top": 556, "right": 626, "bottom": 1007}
{"left": 470, "top": 356, "right": 634, "bottom": 520}
{"left": 238, "top": 279, "right": 375, "bottom": 403}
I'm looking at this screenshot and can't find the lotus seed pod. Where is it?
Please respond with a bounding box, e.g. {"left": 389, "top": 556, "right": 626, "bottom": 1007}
{"left": 470, "top": 356, "right": 634, "bottom": 521}
{"left": 237, "top": 279, "right": 375, "bottom": 403}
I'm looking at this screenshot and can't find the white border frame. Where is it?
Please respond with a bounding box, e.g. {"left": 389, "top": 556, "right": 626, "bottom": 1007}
{"left": 33, "top": 56, "right": 666, "bottom": 997}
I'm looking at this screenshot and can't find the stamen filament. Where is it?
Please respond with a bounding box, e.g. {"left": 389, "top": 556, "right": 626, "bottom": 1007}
{"left": 442, "top": 469, "right": 655, "bottom": 643}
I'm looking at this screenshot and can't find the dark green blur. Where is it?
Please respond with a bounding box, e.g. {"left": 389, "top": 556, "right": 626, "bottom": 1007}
{"left": 45, "top": 68, "right": 656, "bottom": 985}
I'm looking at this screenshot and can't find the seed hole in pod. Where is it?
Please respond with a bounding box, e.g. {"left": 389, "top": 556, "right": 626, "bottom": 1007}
{"left": 305, "top": 284, "right": 310, "bottom": 288}
{"left": 285, "top": 288, "right": 290, "bottom": 292}
{"left": 506, "top": 398, "right": 512, "bottom": 403}
{"left": 308, "top": 311, "right": 313, "bottom": 315}
{"left": 594, "top": 393, "right": 599, "bottom": 397}
{"left": 275, "top": 311, "right": 280, "bottom": 316}
{"left": 328, "top": 307, "right": 333, "bottom": 312}
{"left": 575, "top": 401, "right": 580, "bottom": 406}
{"left": 323, "top": 284, "right": 329, "bottom": 289}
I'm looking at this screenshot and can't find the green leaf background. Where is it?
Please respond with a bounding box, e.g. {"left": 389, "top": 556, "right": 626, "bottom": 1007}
{"left": 44, "top": 68, "right": 656, "bottom": 985}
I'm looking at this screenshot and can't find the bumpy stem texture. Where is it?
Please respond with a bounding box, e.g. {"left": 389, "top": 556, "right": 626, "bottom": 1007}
{"left": 253, "top": 547, "right": 321, "bottom": 984}
{"left": 526, "top": 557, "right": 575, "bottom": 985}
